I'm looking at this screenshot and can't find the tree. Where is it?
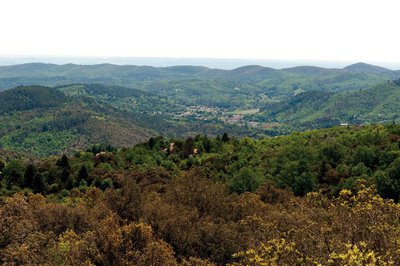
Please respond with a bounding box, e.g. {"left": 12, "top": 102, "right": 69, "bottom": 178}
{"left": 0, "top": 159, "right": 5, "bottom": 172}
{"left": 148, "top": 137, "right": 156, "bottom": 150}
{"left": 221, "top": 132, "right": 230, "bottom": 142}
{"left": 293, "top": 172, "right": 317, "bottom": 196}
{"left": 32, "top": 173, "right": 45, "bottom": 193}
{"left": 24, "top": 163, "right": 37, "bottom": 188}
{"left": 3, "top": 159, "right": 25, "bottom": 187}
{"left": 374, "top": 158, "right": 400, "bottom": 200}
{"left": 229, "top": 167, "right": 264, "bottom": 194}
{"left": 57, "top": 154, "right": 71, "bottom": 185}
{"left": 203, "top": 137, "right": 211, "bottom": 153}
{"left": 61, "top": 168, "right": 70, "bottom": 184}
{"left": 182, "top": 137, "right": 194, "bottom": 159}
{"left": 57, "top": 154, "right": 70, "bottom": 170}
{"left": 77, "top": 165, "right": 89, "bottom": 182}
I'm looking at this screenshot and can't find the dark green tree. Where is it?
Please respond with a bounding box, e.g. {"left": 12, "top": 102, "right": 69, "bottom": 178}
{"left": 221, "top": 132, "right": 230, "bottom": 142}
{"left": 376, "top": 158, "right": 400, "bottom": 201}
{"left": 3, "top": 159, "right": 25, "bottom": 187}
{"left": 32, "top": 173, "right": 45, "bottom": 193}
{"left": 148, "top": 137, "right": 156, "bottom": 150}
{"left": 0, "top": 159, "right": 5, "bottom": 172}
{"left": 57, "top": 154, "right": 70, "bottom": 170}
{"left": 77, "top": 165, "right": 89, "bottom": 182}
{"left": 24, "top": 163, "right": 37, "bottom": 188}
{"left": 203, "top": 137, "right": 211, "bottom": 153}
{"left": 292, "top": 172, "right": 317, "bottom": 196}
{"left": 182, "top": 137, "right": 194, "bottom": 158}
{"left": 61, "top": 168, "right": 70, "bottom": 184}
{"left": 229, "top": 167, "right": 264, "bottom": 194}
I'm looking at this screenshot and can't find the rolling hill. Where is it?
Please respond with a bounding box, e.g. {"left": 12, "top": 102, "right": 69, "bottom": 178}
{"left": 261, "top": 80, "right": 400, "bottom": 129}
{"left": 343, "top": 62, "right": 392, "bottom": 73}
{"left": 0, "top": 62, "right": 398, "bottom": 97}
{"left": 0, "top": 85, "right": 66, "bottom": 113}
{"left": 0, "top": 85, "right": 155, "bottom": 156}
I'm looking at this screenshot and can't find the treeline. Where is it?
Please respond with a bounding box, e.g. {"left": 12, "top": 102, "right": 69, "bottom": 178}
{"left": 3, "top": 125, "right": 400, "bottom": 199}
{"left": 2, "top": 125, "right": 400, "bottom": 264}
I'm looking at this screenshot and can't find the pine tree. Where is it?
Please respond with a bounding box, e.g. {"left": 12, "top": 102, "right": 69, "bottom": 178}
{"left": 183, "top": 137, "right": 194, "bottom": 158}
{"left": 57, "top": 154, "right": 70, "bottom": 170}
{"left": 61, "top": 168, "right": 70, "bottom": 183}
{"left": 203, "top": 137, "right": 211, "bottom": 153}
{"left": 221, "top": 132, "right": 230, "bottom": 142}
{"left": 32, "top": 173, "right": 45, "bottom": 193}
{"left": 148, "top": 137, "right": 156, "bottom": 150}
{"left": 24, "top": 164, "right": 37, "bottom": 188}
{"left": 77, "top": 165, "right": 89, "bottom": 182}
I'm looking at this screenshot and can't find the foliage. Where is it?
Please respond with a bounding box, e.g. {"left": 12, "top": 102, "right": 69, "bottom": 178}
{"left": 3, "top": 122, "right": 400, "bottom": 264}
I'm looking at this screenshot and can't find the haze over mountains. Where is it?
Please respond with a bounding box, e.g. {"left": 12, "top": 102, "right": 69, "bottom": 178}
{"left": 1, "top": 61, "right": 400, "bottom": 156}
{"left": 2, "top": 56, "right": 400, "bottom": 69}
{"left": 0, "top": 61, "right": 398, "bottom": 91}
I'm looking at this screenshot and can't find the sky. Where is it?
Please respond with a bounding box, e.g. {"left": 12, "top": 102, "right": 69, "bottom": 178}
{"left": 0, "top": 0, "right": 400, "bottom": 66}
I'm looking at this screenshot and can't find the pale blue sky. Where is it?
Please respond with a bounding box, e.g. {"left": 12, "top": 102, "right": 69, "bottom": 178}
{"left": 0, "top": 0, "right": 399, "bottom": 64}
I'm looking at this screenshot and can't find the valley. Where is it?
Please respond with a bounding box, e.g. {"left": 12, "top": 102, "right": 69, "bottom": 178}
{"left": 0, "top": 62, "right": 399, "bottom": 156}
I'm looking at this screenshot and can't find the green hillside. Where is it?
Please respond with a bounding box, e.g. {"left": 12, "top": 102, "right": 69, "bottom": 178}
{"left": 259, "top": 80, "right": 400, "bottom": 130}
{"left": 3, "top": 79, "right": 400, "bottom": 156}
{"left": 0, "top": 85, "right": 65, "bottom": 113}
{"left": 0, "top": 86, "right": 155, "bottom": 156}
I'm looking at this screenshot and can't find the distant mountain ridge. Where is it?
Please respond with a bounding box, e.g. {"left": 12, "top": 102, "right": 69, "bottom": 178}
{"left": 0, "top": 62, "right": 397, "bottom": 94}
{"left": 0, "top": 61, "right": 395, "bottom": 76}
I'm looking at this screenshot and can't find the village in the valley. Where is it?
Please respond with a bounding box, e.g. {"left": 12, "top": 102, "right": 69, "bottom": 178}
{"left": 173, "top": 105, "right": 281, "bottom": 130}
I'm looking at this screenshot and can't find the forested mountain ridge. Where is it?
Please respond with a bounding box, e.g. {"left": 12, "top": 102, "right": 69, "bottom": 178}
{"left": 0, "top": 62, "right": 397, "bottom": 93}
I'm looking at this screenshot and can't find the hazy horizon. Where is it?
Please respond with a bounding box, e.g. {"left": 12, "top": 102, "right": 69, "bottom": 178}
{"left": 1, "top": 56, "right": 400, "bottom": 70}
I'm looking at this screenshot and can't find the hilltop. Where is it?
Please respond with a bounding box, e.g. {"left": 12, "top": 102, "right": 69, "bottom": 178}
{"left": 344, "top": 62, "right": 392, "bottom": 73}
{"left": 0, "top": 85, "right": 65, "bottom": 113}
